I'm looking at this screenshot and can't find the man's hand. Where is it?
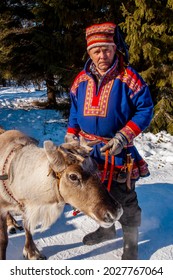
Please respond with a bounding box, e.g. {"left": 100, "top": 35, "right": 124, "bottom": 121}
{"left": 100, "top": 133, "right": 127, "bottom": 156}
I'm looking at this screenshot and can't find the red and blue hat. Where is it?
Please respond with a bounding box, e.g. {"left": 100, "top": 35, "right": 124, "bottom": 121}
{"left": 86, "top": 22, "right": 116, "bottom": 51}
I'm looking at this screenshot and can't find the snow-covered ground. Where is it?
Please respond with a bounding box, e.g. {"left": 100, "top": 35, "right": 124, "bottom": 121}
{"left": 0, "top": 86, "right": 173, "bottom": 261}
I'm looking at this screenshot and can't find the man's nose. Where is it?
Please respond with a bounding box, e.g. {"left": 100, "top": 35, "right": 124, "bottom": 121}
{"left": 100, "top": 51, "right": 107, "bottom": 59}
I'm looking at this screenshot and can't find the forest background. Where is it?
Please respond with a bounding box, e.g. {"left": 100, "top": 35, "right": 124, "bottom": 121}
{"left": 0, "top": 0, "right": 173, "bottom": 134}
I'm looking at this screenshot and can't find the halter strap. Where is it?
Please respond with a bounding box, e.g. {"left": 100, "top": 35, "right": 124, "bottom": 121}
{"left": 1, "top": 145, "right": 24, "bottom": 210}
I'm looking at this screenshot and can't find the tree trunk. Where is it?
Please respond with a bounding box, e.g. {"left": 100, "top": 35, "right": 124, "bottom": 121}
{"left": 1, "top": 79, "right": 7, "bottom": 87}
{"left": 45, "top": 74, "right": 57, "bottom": 107}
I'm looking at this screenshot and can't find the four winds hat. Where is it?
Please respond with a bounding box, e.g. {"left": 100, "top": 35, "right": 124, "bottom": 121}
{"left": 86, "top": 22, "right": 116, "bottom": 51}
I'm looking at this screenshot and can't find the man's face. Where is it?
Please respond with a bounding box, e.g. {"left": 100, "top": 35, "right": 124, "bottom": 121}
{"left": 88, "top": 45, "right": 116, "bottom": 75}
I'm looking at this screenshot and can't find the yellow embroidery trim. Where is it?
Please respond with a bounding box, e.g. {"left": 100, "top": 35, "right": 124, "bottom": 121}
{"left": 84, "top": 78, "right": 114, "bottom": 117}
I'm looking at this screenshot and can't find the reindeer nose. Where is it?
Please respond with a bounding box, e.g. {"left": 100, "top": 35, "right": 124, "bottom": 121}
{"left": 104, "top": 211, "right": 115, "bottom": 223}
{"left": 103, "top": 202, "right": 123, "bottom": 224}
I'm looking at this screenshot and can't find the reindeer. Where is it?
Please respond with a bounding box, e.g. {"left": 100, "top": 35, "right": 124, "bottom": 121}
{"left": 0, "top": 130, "right": 123, "bottom": 260}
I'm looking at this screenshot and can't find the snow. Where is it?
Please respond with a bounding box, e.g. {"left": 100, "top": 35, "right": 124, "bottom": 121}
{"left": 0, "top": 86, "right": 173, "bottom": 261}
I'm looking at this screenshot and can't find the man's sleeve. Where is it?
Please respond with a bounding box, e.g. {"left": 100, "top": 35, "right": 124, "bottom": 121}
{"left": 120, "top": 84, "right": 154, "bottom": 143}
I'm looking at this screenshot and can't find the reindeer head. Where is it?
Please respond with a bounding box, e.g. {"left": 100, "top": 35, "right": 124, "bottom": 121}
{"left": 44, "top": 140, "right": 123, "bottom": 228}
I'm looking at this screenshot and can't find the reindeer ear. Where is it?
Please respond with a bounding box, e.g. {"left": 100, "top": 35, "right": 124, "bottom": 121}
{"left": 44, "top": 141, "right": 66, "bottom": 173}
{"left": 82, "top": 157, "right": 98, "bottom": 174}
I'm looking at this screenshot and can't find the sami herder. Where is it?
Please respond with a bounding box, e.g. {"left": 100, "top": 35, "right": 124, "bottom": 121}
{"left": 65, "top": 22, "right": 153, "bottom": 259}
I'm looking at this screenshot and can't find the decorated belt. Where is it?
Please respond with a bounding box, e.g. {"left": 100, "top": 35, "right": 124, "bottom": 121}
{"left": 79, "top": 130, "right": 134, "bottom": 147}
{"left": 79, "top": 130, "right": 110, "bottom": 143}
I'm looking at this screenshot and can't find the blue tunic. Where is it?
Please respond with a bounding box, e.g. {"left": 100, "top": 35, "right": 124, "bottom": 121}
{"left": 67, "top": 57, "right": 154, "bottom": 180}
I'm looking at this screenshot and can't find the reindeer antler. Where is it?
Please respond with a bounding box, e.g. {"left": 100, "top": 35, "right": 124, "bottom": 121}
{"left": 60, "top": 136, "right": 101, "bottom": 162}
{"left": 79, "top": 136, "right": 101, "bottom": 152}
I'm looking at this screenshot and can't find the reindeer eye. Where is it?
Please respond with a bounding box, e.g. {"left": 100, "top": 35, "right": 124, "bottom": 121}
{"left": 69, "top": 174, "right": 78, "bottom": 181}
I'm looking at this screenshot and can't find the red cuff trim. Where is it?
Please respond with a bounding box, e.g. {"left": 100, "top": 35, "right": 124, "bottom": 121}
{"left": 120, "top": 121, "right": 141, "bottom": 143}
{"left": 67, "top": 127, "right": 80, "bottom": 136}
{"left": 126, "top": 121, "right": 141, "bottom": 136}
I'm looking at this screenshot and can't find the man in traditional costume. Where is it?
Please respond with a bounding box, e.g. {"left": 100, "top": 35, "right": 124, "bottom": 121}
{"left": 65, "top": 22, "right": 153, "bottom": 259}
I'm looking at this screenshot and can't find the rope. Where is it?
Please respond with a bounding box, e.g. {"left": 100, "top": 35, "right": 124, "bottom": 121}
{"left": 101, "top": 150, "right": 109, "bottom": 183}
{"left": 79, "top": 130, "right": 135, "bottom": 192}
{"left": 107, "top": 155, "right": 115, "bottom": 192}
{"left": 80, "top": 130, "right": 115, "bottom": 192}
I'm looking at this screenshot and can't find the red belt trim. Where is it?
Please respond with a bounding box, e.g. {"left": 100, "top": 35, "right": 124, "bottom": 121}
{"left": 79, "top": 130, "right": 110, "bottom": 143}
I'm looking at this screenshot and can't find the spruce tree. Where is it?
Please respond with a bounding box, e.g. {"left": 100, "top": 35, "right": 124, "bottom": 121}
{"left": 121, "top": 0, "right": 173, "bottom": 134}
{"left": 0, "top": 0, "right": 123, "bottom": 106}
